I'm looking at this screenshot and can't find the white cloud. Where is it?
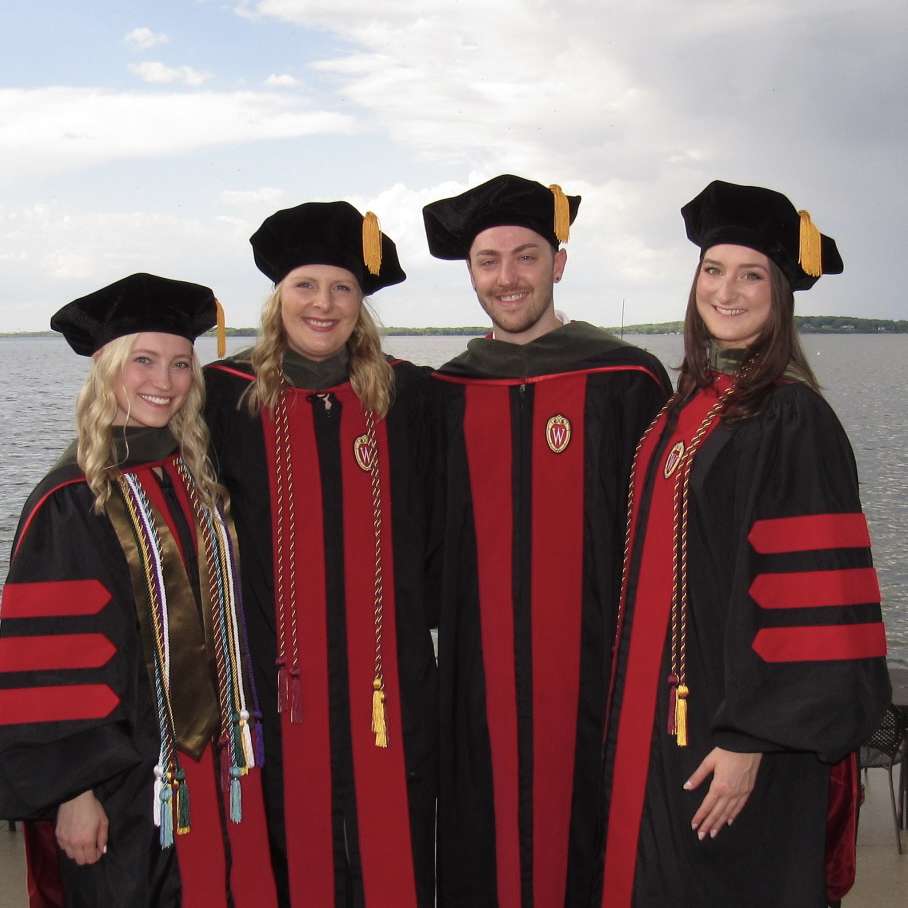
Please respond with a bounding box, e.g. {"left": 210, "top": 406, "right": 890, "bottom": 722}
{"left": 0, "top": 202, "right": 267, "bottom": 330}
{"left": 0, "top": 88, "right": 356, "bottom": 177}
{"left": 265, "top": 74, "right": 300, "bottom": 87}
{"left": 1, "top": 0, "right": 906, "bottom": 331}
{"left": 129, "top": 62, "right": 213, "bottom": 87}
{"left": 124, "top": 27, "right": 169, "bottom": 50}
{"left": 245, "top": 0, "right": 906, "bottom": 180}
{"left": 240, "top": 0, "right": 908, "bottom": 323}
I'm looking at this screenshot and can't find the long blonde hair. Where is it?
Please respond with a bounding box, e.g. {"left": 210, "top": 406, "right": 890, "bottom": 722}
{"left": 243, "top": 281, "right": 394, "bottom": 417}
{"left": 75, "top": 333, "right": 225, "bottom": 512}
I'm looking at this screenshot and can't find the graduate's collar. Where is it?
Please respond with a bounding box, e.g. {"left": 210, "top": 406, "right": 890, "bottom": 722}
{"left": 55, "top": 425, "right": 179, "bottom": 471}
{"left": 708, "top": 343, "right": 747, "bottom": 375}
{"left": 444, "top": 320, "right": 630, "bottom": 380}
{"left": 282, "top": 346, "right": 349, "bottom": 390}
{"left": 113, "top": 426, "right": 179, "bottom": 465}
{"left": 707, "top": 342, "right": 808, "bottom": 383}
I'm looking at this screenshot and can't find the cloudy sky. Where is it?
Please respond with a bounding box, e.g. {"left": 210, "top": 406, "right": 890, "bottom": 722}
{"left": 1, "top": 0, "right": 905, "bottom": 332}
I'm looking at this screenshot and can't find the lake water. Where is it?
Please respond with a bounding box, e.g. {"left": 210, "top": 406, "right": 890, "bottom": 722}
{"left": 2, "top": 332, "right": 906, "bottom": 665}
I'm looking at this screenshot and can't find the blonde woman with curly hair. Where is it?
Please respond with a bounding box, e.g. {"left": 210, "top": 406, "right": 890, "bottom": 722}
{"left": 0, "top": 273, "right": 263, "bottom": 908}
{"left": 205, "top": 201, "right": 438, "bottom": 908}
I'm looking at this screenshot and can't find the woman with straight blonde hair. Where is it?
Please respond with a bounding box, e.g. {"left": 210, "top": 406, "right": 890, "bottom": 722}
{"left": 0, "top": 273, "right": 262, "bottom": 908}
{"left": 204, "top": 201, "right": 438, "bottom": 908}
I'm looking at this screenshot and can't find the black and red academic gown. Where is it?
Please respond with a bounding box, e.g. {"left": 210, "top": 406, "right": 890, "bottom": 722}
{"left": 0, "top": 428, "right": 269, "bottom": 908}
{"left": 432, "top": 321, "right": 671, "bottom": 908}
{"left": 599, "top": 369, "right": 891, "bottom": 908}
{"left": 203, "top": 350, "right": 439, "bottom": 908}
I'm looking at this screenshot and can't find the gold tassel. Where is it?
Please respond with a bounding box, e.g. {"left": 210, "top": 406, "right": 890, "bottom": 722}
{"left": 675, "top": 684, "right": 689, "bottom": 747}
{"left": 798, "top": 210, "right": 823, "bottom": 277}
{"left": 215, "top": 298, "right": 226, "bottom": 358}
{"left": 549, "top": 184, "right": 571, "bottom": 244}
{"left": 362, "top": 211, "right": 383, "bottom": 276}
{"left": 372, "top": 677, "right": 388, "bottom": 748}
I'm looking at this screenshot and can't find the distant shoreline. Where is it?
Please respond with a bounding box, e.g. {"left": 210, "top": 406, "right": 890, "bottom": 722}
{"left": 2, "top": 316, "right": 906, "bottom": 338}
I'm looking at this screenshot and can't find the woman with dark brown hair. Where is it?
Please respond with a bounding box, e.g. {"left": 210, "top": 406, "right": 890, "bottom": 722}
{"left": 599, "top": 181, "right": 890, "bottom": 908}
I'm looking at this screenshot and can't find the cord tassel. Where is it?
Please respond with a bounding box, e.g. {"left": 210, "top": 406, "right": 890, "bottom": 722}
{"left": 219, "top": 738, "right": 231, "bottom": 791}
{"left": 230, "top": 768, "right": 243, "bottom": 823}
{"left": 666, "top": 673, "right": 678, "bottom": 735}
{"left": 798, "top": 210, "right": 823, "bottom": 277}
{"left": 372, "top": 677, "right": 388, "bottom": 748}
{"left": 159, "top": 783, "right": 174, "bottom": 848}
{"left": 362, "top": 211, "right": 383, "bottom": 276}
{"left": 175, "top": 769, "right": 191, "bottom": 835}
{"left": 254, "top": 712, "right": 265, "bottom": 766}
{"left": 549, "top": 184, "right": 571, "bottom": 243}
{"left": 277, "top": 659, "right": 289, "bottom": 714}
{"left": 153, "top": 764, "right": 164, "bottom": 828}
{"left": 675, "top": 684, "right": 689, "bottom": 747}
{"left": 290, "top": 666, "right": 303, "bottom": 724}
{"left": 231, "top": 712, "right": 246, "bottom": 767}
{"left": 238, "top": 710, "right": 254, "bottom": 768}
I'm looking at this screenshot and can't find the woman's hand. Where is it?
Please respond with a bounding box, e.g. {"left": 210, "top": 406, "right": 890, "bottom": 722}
{"left": 684, "top": 747, "right": 762, "bottom": 840}
{"left": 56, "top": 790, "right": 109, "bottom": 864}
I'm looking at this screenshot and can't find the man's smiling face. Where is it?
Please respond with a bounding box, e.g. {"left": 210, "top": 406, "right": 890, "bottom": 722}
{"left": 467, "top": 224, "right": 566, "bottom": 344}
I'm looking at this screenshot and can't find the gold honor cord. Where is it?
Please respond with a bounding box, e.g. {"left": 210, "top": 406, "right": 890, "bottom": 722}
{"left": 667, "top": 387, "right": 736, "bottom": 745}
{"left": 364, "top": 410, "right": 388, "bottom": 748}
{"left": 616, "top": 369, "right": 742, "bottom": 748}
{"left": 112, "top": 474, "right": 187, "bottom": 842}
{"left": 175, "top": 459, "right": 255, "bottom": 820}
{"left": 273, "top": 381, "right": 303, "bottom": 723}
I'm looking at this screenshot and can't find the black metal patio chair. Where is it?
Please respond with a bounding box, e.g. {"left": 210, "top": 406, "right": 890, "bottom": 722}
{"left": 860, "top": 702, "right": 908, "bottom": 853}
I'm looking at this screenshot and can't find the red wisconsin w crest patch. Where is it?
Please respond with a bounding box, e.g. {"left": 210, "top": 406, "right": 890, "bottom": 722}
{"left": 354, "top": 433, "right": 376, "bottom": 472}
{"left": 545, "top": 415, "right": 571, "bottom": 453}
{"left": 663, "top": 441, "right": 685, "bottom": 479}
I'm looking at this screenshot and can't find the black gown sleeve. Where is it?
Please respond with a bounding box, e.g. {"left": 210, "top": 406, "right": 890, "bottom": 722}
{"left": 0, "top": 478, "right": 150, "bottom": 819}
{"left": 700, "top": 384, "right": 890, "bottom": 762}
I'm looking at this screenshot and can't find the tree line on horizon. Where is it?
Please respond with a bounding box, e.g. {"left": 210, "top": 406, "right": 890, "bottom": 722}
{"left": 4, "top": 315, "right": 907, "bottom": 339}
{"left": 604, "top": 316, "right": 908, "bottom": 335}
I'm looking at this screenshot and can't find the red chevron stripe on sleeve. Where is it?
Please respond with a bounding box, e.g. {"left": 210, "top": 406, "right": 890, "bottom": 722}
{"left": 1, "top": 580, "right": 112, "bottom": 618}
{"left": 748, "top": 514, "right": 871, "bottom": 554}
{"left": 0, "top": 685, "right": 120, "bottom": 725}
{"left": 0, "top": 635, "right": 116, "bottom": 672}
{"left": 753, "top": 624, "right": 887, "bottom": 662}
{"left": 750, "top": 568, "right": 880, "bottom": 610}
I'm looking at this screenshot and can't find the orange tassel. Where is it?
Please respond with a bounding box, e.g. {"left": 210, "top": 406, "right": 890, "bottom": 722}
{"left": 215, "top": 298, "right": 226, "bottom": 358}
{"left": 372, "top": 677, "right": 388, "bottom": 748}
{"left": 675, "top": 684, "right": 689, "bottom": 747}
{"left": 798, "top": 210, "right": 822, "bottom": 277}
{"left": 362, "top": 211, "right": 383, "bottom": 276}
{"left": 549, "top": 184, "right": 571, "bottom": 244}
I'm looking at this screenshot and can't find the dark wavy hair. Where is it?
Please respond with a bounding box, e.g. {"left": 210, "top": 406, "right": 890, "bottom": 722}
{"left": 673, "top": 254, "right": 820, "bottom": 424}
